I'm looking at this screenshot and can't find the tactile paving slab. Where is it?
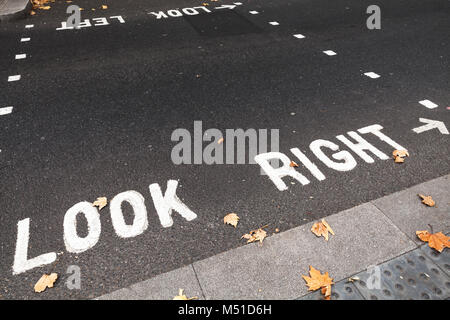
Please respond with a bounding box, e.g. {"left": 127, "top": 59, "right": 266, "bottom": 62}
{"left": 298, "top": 280, "right": 364, "bottom": 300}
{"left": 420, "top": 243, "right": 450, "bottom": 277}
{"left": 352, "top": 248, "right": 450, "bottom": 300}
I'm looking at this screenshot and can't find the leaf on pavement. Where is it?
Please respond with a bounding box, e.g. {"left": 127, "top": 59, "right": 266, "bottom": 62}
{"left": 34, "top": 273, "right": 58, "bottom": 293}
{"left": 224, "top": 213, "right": 239, "bottom": 228}
{"left": 416, "top": 230, "right": 450, "bottom": 253}
{"left": 217, "top": 137, "right": 224, "bottom": 144}
{"left": 302, "top": 266, "right": 334, "bottom": 299}
{"left": 173, "top": 289, "right": 197, "bottom": 300}
{"left": 418, "top": 194, "right": 435, "bottom": 207}
{"left": 92, "top": 197, "right": 108, "bottom": 210}
{"left": 102, "top": 5, "right": 108, "bottom": 9}
{"left": 290, "top": 161, "right": 299, "bottom": 167}
{"left": 242, "top": 225, "right": 268, "bottom": 244}
{"left": 393, "top": 149, "right": 409, "bottom": 163}
{"left": 311, "top": 219, "right": 335, "bottom": 241}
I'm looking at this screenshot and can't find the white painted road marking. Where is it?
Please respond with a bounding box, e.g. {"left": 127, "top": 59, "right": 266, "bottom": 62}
{"left": 364, "top": 72, "right": 380, "bottom": 79}
{"left": 15, "top": 54, "right": 26, "bottom": 60}
{"left": 0, "top": 106, "right": 13, "bottom": 115}
{"left": 249, "top": 11, "right": 259, "bottom": 14}
{"left": 419, "top": 100, "right": 438, "bottom": 109}
{"left": 215, "top": 4, "right": 238, "bottom": 10}
{"left": 25, "top": 24, "right": 34, "bottom": 28}
{"left": 412, "top": 118, "right": 449, "bottom": 135}
{"left": 20, "top": 37, "right": 30, "bottom": 42}
{"left": 293, "top": 34, "right": 305, "bottom": 39}
{"left": 8, "top": 75, "right": 21, "bottom": 82}
{"left": 269, "top": 21, "right": 280, "bottom": 26}
{"left": 56, "top": 16, "right": 125, "bottom": 30}
{"left": 323, "top": 50, "right": 337, "bottom": 56}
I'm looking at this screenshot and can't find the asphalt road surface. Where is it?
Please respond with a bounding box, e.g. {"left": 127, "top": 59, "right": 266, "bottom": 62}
{"left": 0, "top": 0, "right": 449, "bottom": 299}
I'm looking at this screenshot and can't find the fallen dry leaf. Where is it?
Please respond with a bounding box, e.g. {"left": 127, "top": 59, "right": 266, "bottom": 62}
{"left": 418, "top": 194, "right": 435, "bottom": 207}
{"left": 92, "top": 197, "right": 108, "bottom": 210}
{"left": 102, "top": 5, "right": 108, "bottom": 9}
{"left": 416, "top": 230, "right": 450, "bottom": 253}
{"left": 347, "top": 276, "right": 360, "bottom": 283}
{"left": 311, "top": 219, "right": 335, "bottom": 241}
{"left": 290, "top": 161, "right": 299, "bottom": 167}
{"left": 224, "top": 213, "right": 239, "bottom": 228}
{"left": 173, "top": 289, "right": 197, "bottom": 300}
{"left": 217, "top": 137, "right": 224, "bottom": 144}
{"left": 393, "top": 149, "right": 409, "bottom": 163}
{"left": 242, "top": 225, "right": 268, "bottom": 244}
{"left": 34, "top": 273, "right": 58, "bottom": 293}
{"left": 302, "top": 266, "right": 334, "bottom": 299}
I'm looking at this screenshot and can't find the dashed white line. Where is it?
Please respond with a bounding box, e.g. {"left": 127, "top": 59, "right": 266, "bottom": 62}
{"left": 15, "top": 54, "right": 26, "bottom": 60}
{"left": 249, "top": 11, "right": 259, "bottom": 14}
{"left": 0, "top": 106, "right": 13, "bottom": 116}
{"left": 233, "top": 2, "right": 243, "bottom": 5}
{"left": 25, "top": 24, "right": 34, "bottom": 29}
{"left": 269, "top": 21, "right": 279, "bottom": 26}
{"left": 364, "top": 72, "right": 380, "bottom": 79}
{"left": 8, "top": 75, "right": 21, "bottom": 82}
{"left": 20, "top": 37, "right": 31, "bottom": 42}
{"left": 419, "top": 99, "right": 438, "bottom": 109}
{"left": 323, "top": 50, "right": 337, "bottom": 56}
{"left": 293, "top": 34, "right": 305, "bottom": 39}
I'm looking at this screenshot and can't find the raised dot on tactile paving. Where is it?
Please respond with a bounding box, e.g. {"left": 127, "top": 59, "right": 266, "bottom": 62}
{"left": 431, "top": 268, "right": 439, "bottom": 274}
{"left": 408, "top": 279, "right": 416, "bottom": 285}
{"left": 370, "top": 295, "right": 378, "bottom": 300}
{"left": 395, "top": 284, "right": 404, "bottom": 291}
{"left": 418, "top": 255, "right": 426, "bottom": 261}
{"left": 395, "top": 265, "right": 403, "bottom": 271}
{"left": 383, "top": 289, "right": 391, "bottom": 296}
{"left": 434, "top": 288, "right": 442, "bottom": 295}
{"left": 384, "top": 270, "right": 391, "bottom": 276}
{"left": 407, "top": 259, "right": 415, "bottom": 266}
{"left": 421, "top": 293, "right": 430, "bottom": 300}
{"left": 345, "top": 286, "right": 353, "bottom": 293}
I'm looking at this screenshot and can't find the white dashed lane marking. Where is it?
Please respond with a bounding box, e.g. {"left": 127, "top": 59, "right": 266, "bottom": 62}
{"left": 20, "top": 38, "right": 30, "bottom": 42}
{"left": 323, "top": 50, "right": 337, "bottom": 56}
{"left": 293, "top": 34, "right": 305, "bottom": 39}
{"left": 25, "top": 24, "right": 34, "bottom": 29}
{"left": 269, "top": 21, "right": 279, "bottom": 26}
{"left": 8, "top": 75, "right": 21, "bottom": 82}
{"left": 249, "top": 11, "right": 259, "bottom": 14}
{"left": 419, "top": 99, "right": 438, "bottom": 109}
{"left": 364, "top": 72, "right": 380, "bottom": 79}
{"left": 0, "top": 106, "right": 13, "bottom": 116}
{"left": 15, "top": 54, "right": 26, "bottom": 60}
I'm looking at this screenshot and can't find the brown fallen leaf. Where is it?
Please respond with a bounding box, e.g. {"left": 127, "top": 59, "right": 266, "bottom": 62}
{"left": 102, "top": 5, "right": 108, "bottom": 9}
{"left": 92, "top": 197, "right": 108, "bottom": 210}
{"left": 311, "top": 219, "right": 335, "bottom": 241}
{"left": 173, "top": 289, "right": 197, "bottom": 300}
{"left": 223, "top": 213, "right": 239, "bottom": 228}
{"left": 418, "top": 194, "right": 435, "bottom": 207}
{"left": 416, "top": 230, "right": 450, "bottom": 253}
{"left": 290, "top": 161, "right": 299, "bottom": 167}
{"left": 30, "top": 10, "right": 36, "bottom": 15}
{"left": 34, "top": 273, "right": 58, "bottom": 293}
{"left": 393, "top": 149, "right": 409, "bottom": 163}
{"left": 217, "top": 137, "right": 224, "bottom": 144}
{"left": 302, "top": 266, "right": 334, "bottom": 299}
{"left": 347, "top": 276, "right": 360, "bottom": 283}
{"left": 242, "top": 225, "right": 268, "bottom": 244}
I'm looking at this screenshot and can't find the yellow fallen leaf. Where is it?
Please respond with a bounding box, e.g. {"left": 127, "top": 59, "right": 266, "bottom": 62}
{"left": 242, "top": 225, "right": 268, "bottom": 244}
{"left": 290, "top": 161, "right": 299, "bottom": 167}
{"left": 302, "top": 266, "right": 334, "bottom": 299}
{"left": 34, "top": 273, "right": 58, "bottom": 293}
{"left": 102, "top": 5, "right": 108, "bottom": 9}
{"left": 416, "top": 230, "right": 449, "bottom": 252}
{"left": 393, "top": 149, "right": 409, "bottom": 163}
{"left": 30, "top": 10, "right": 36, "bottom": 15}
{"left": 92, "top": 197, "right": 108, "bottom": 210}
{"left": 173, "top": 289, "right": 197, "bottom": 300}
{"left": 217, "top": 137, "right": 224, "bottom": 144}
{"left": 311, "top": 219, "right": 334, "bottom": 241}
{"left": 224, "top": 213, "right": 239, "bottom": 228}
{"left": 418, "top": 194, "right": 435, "bottom": 207}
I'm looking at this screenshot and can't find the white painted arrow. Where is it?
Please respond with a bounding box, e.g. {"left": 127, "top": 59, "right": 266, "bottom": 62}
{"left": 412, "top": 118, "right": 449, "bottom": 135}
{"left": 215, "top": 5, "right": 237, "bottom": 10}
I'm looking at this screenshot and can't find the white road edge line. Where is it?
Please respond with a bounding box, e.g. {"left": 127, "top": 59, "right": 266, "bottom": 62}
{"left": 418, "top": 99, "right": 438, "bottom": 109}
{"left": 8, "top": 75, "right": 21, "bottom": 82}
{"left": 0, "top": 106, "right": 13, "bottom": 116}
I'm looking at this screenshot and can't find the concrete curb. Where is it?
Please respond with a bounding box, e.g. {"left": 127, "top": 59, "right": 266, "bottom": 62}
{"left": 96, "top": 174, "right": 450, "bottom": 300}
{"left": 0, "top": 0, "right": 32, "bottom": 23}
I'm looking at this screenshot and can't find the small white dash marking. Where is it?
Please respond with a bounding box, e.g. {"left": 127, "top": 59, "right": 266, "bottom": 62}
{"left": 293, "top": 34, "right": 305, "bottom": 39}
{"left": 269, "top": 21, "right": 279, "bottom": 26}
{"left": 15, "top": 54, "right": 26, "bottom": 60}
{"left": 0, "top": 106, "right": 13, "bottom": 116}
{"left": 234, "top": 2, "right": 243, "bottom": 5}
{"left": 25, "top": 24, "right": 34, "bottom": 29}
{"left": 419, "top": 100, "right": 438, "bottom": 109}
{"left": 364, "top": 72, "right": 380, "bottom": 79}
{"left": 21, "top": 37, "right": 30, "bottom": 42}
{"left": 323, "top": 50, "right": 337, "bottom": 56}
{"left": 8, "top": 75, "right": 21, "bottom": 82}
{"left": 249, "top": 11, "right": 259, "bottom": 14}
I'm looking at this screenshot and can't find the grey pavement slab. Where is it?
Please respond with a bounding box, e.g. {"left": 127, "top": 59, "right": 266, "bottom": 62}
{"left": 352, "top": 248, "right": 449, "bottom": 300}
{"left": 97, "top": 265, "right": 204, "bottom": 300}
{"left": 192, "top": 203, "right": 416, "bottom": 300}
{"left": 372, "top": 174, "right": 450, "bottom": 245}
